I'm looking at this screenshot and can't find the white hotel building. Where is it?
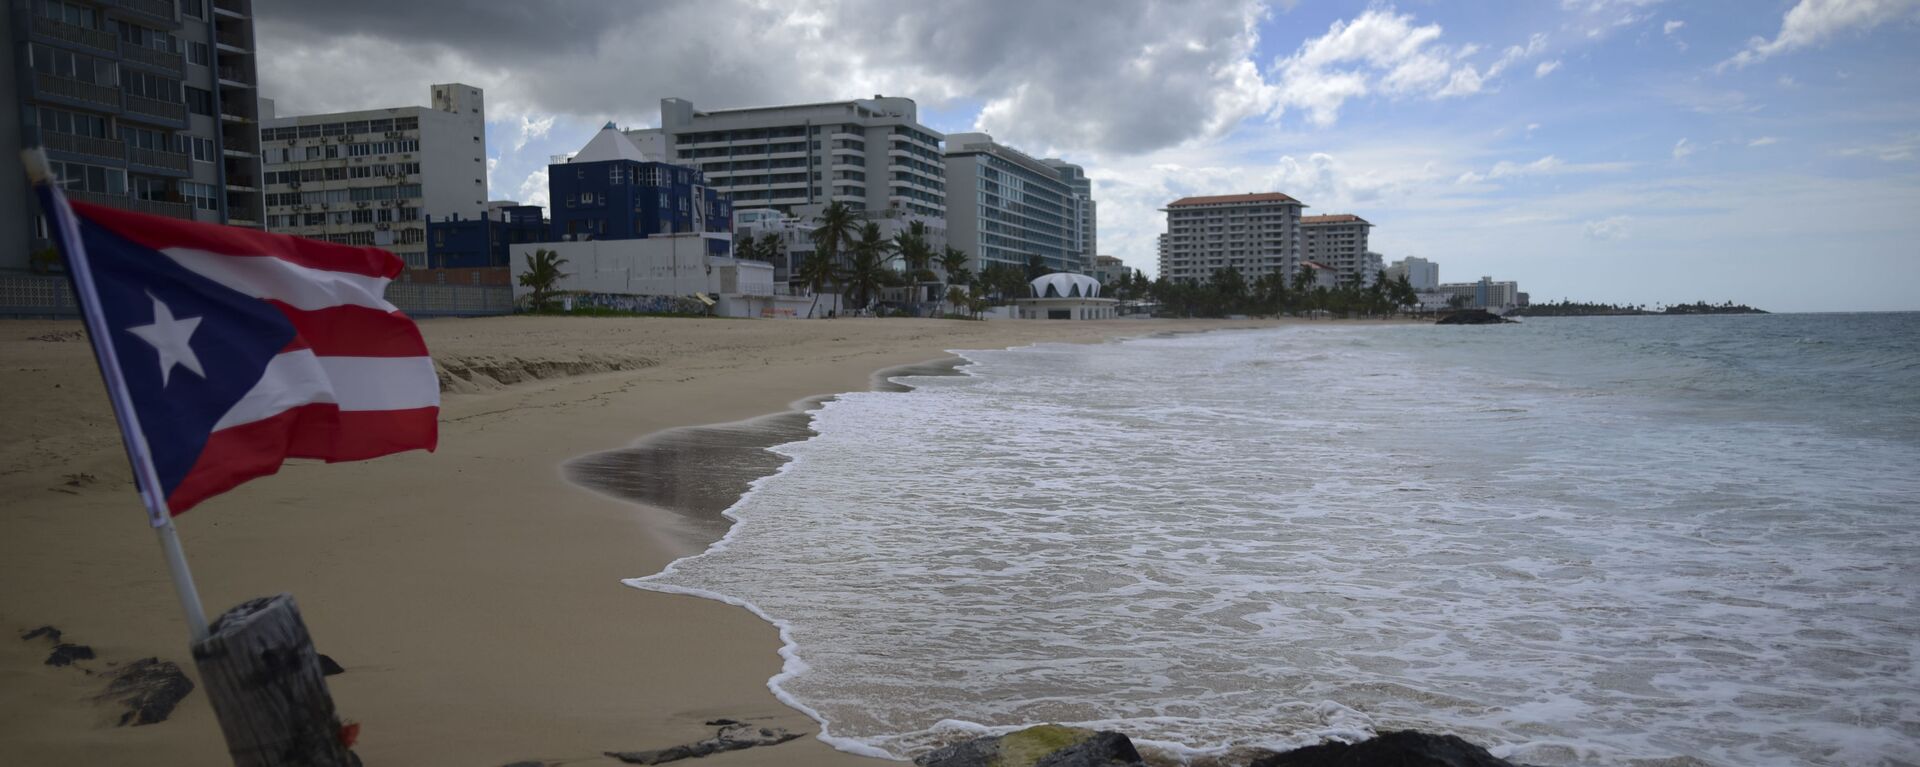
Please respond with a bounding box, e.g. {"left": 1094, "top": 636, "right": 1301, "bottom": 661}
{"left": 1044, "top": 158, "right": 1096, "bottom": 272}
{"left": 260, "top": 83, "right": 487, "bottom": 268}
{"left": 1302, "top": 213, "right": 1375, "bottom": 284}
{"left": 945, "top": 132, "right": 1089, "bottom": 274}
{"left": 1158, "top": 192, "right": 1305, "bottom": 284}
{"left": 626, "top": 96, "right": 945, "bottom": 219}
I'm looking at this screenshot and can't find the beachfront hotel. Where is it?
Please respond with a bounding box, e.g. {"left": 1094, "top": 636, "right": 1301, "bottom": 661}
{"left": 1157, "top": 192, "right": 1306, "bottom": 284}
{"left": 2, "top": 0, "right": 265, "bottom": 272}
{"left": 944, "top": 132, "right": 1089, "bottom": 273}
{"left": 259, "top": 83, "right": 486, "bottom": 270}
{"left": 1043, "top": 158, "right": 1097, "bottom": 272}
{"left": 1386, "top": 256, "right": 1440, "bottom": 290}
{"left": 625, "top": 96, "right": 946, "bottom": 219}
{"left": 1302, "top": 214, "right": 1377, "bottom": 284}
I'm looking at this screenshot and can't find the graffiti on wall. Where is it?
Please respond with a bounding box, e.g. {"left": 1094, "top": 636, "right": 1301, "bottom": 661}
{"left": 567, "top": 293, "right": 710, "bottom": 315}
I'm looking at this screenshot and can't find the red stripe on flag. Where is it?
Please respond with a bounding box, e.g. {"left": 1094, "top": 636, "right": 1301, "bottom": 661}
{"left": 167, "top": 403, "right": 438, "bottom": 514}
{"left": 269, "top": 301, "right": 431, "bottom": 357}
{"left": 71, "top": 199, "right": 402, "bottom": 279}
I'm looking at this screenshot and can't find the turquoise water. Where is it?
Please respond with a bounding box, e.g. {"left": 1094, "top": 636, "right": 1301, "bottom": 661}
{"left": 635, "top": 314, "right": 1920, "bottom": 766}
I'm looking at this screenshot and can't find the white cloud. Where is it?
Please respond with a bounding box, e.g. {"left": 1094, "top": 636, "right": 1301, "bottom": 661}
{"left": 516, "top": 167, "right": 550, "bottom": 208}
{"left": 510, "top": 114, "right": 556, "bottom": 152}
{"left": 1779, "top": 75, "right": 1800, "bottom": 88}
{"left": 1272, "top": 10, "right": 1532, "bottom": 126}
{"left": 1584, "top": 215, "right": 1632, "bottom": 241}
{"left": 1673, "top": 137, "right": 1694, "bottom": 160}
{"left": 1455, "top": 154, "right": 1632, "bottom": 184}
{"left": 1749, "top": 136, "right": 1780, "bottom": 147}
{"left": 1720, "top": 0, "right": 1920, "bottom": 71}
{"left": 1535, "top": 60, "right": 1562, "bottom": 78}
{"left": 1663, "top": 19, "right": 1686, "bottom": 35}
{"left": 1837, "top": 133, "right": 1920, "bottom": 161}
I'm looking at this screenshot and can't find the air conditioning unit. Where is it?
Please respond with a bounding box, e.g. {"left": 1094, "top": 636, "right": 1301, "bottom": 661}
{"left": 385, "top": 131, "right": 400, "bottom": 139}
{"left": 379, "top": 200, "right": 392, "bottom": 207}
{"left": 319, "top": 203, "right": 330, "bottom": 210}
{"left": 289, "top": 181, "right": 301, "bottom": 189}
{"left": 375, "top": 223, "right": 390, "bottom": 231}
{"left": 355, "top": 201, "right": 369, "bottom": 209}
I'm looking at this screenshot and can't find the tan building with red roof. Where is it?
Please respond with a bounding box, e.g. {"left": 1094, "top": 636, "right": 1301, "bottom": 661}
{"left": 1301, "top": 213, "right": 1376, "bottom": 285}
{"left": 1157, "top": 192, "right": 1306, "bottom": 284}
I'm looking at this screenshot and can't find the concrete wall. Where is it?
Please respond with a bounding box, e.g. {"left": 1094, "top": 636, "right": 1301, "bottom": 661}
{"left": 2, "top": 9, "right": 26, "bottom": 271}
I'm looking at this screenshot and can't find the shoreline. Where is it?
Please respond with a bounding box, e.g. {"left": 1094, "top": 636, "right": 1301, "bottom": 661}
{"left": 1, "top": 316, "right": 1301, "bottom": 766}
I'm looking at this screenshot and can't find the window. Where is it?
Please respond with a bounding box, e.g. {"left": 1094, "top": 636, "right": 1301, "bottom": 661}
{"left": 182, "top": 0, "right": 206, "bottom": 19}
{"left": 132, "top": 176, "right": 171, "bottom": 202}
{"left": 38, "top": 107, "right": 108, "bottom": 138}
{"left": 179, "top": 181, "right": 218, "bottom": 211}
{"left": 39, "top": 1, "right": 100, "bottom": 29}
{"left": 48, "top": 160, "right": 125, "bottom": 195}
{"left": 304, "top": 213, "right": 326, "bottom": 226}
{"left": 190, "top": 137, "right": 216, "bottom": 163}
{"left": 120, "top": 24, "right": 177, "bottom": 53}
{"left": 185, "top": 87, "right": 215, "bottom": 116}
{"left": 30, "top": 44, "right": 116, "bottom": 85}
{"left": 581, "top": 192, "right": 594, "bottom": 204}
{"left": 188, "top": 42, "right": 210, "bottom": 66}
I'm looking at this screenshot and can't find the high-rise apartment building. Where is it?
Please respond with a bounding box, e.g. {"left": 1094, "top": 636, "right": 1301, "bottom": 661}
{"left": 945, "top": 132, "right": 1082, "bottom": 273}
{"left": 5, "top": 0, "right": 264, "bottom": 272}
{"left": 1043, "top": 158, "right": 1096, "bottom": 273}
{"left": 1386, "top": 255, "right": 1438, "bottom": 290}
{"left": 1301, "top": 214, "right": 1373, "bottom": 284}
{"left": 1157, "top": 192, "right": 1305, "bottom": 284}
{"left": 626, "top": 96, "right": 945, "bottom": 219}
{"left": 259, "top": 83, "right": 486, "bottom": 269}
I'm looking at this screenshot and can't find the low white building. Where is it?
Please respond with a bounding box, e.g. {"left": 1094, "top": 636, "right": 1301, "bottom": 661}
{"left": 1008, "top": 273, "right": 1118, "bottom": 320}
{"left": 509, "top": 235, "right": 813, "bottom": 318}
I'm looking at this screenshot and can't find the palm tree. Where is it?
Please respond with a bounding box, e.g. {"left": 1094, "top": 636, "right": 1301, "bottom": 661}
{"left": 518, "top": 248, "right": 569, "bottom": 312}
{"left": 844, "top": 222, "right": 896, "bottom": 312}
{"left": 891, "top": 221, "right": 934, "bottom": 315}
{"left": 936, "top": 246, "right": 971, "bottom": 312}
{"left": 796, "top": 249, "right": 841, "bottom": 318}
{"left": 733, "top": 233, "right": 758, "bottom": 262}
{"left": 759, "top": 233, "right": 783, "bottom": 267}
{"left": 810, "top": 201, "right": 861, "bottom": 274}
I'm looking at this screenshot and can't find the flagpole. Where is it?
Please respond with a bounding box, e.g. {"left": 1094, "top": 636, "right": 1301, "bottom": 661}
{"left": 24, "top": 149, "right": 211, "bottom": 642}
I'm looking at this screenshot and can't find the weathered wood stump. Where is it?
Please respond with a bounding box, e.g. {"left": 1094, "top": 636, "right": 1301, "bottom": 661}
{"left": 191, "top": 594, "right": 354, "bottom": 767}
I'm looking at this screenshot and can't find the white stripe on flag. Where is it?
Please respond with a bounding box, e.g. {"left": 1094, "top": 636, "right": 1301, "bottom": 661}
{"left": 214, "top": 352, "right": 439, "bottom": 430}
{"left": 162, "top": 247, "right": 397, "bottom": 312}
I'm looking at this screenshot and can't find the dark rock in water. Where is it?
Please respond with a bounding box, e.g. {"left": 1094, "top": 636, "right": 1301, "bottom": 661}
{"left": 918, "top": 725, "right": 1146, "bottom": 767}
{"left": 1250, "top": 731, "right": 1521, "bottom": 767}
{"left": 703, "top": 718, "right": 740, "bottom": 726}
{"left": 22, "top": 625, "right": 63, "bottom": 643}
{"left": 606, "top": 722, "right": 803, "bottom": 764}
{"left": 318, "top": 653, "right": 345, "bottom": 676}
{"left": 100, "top": 657, "right": 195, "bottom": 726}
{"left": 1436, "top": 309, "right": 1515, "bottom": 325}
{"left": 45, "top": 643, "right": 95, "bottom": 666}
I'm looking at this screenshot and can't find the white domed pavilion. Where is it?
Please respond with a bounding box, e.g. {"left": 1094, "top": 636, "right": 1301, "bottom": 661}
{"left": 1011, "top": 272, "right": 1118, "bottom": 320}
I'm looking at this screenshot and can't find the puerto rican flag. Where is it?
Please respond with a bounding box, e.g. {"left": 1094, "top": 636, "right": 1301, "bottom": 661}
{"left": 39, "top": 188, "right": 438, "bottom": 518}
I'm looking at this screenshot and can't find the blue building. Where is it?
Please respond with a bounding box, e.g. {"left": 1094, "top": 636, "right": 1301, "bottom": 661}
{"left": 547, "top": 124, "right": 731, "bottom": 255}
{"left": 426, "top": 204, "right": 549, "bottom": 269}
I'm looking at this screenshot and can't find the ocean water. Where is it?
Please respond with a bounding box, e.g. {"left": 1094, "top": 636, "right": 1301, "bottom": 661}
{"left": 630, "top": 314, "right": 1920, "bottom": 766}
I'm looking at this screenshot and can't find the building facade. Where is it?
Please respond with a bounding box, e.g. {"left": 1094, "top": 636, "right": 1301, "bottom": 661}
{"left": 424, "top": 201, "right": 547, "bottom": 272}
{"left": 1090, "top": 254, "right": 1130, "bottom": 286}
{"left": 1386, "top": 256, "right": 1439, "bottom": 290}
{"left": 1043, "top": 158, "right": 1096, "bottom": 273}
{"left": 1158, "top": 192, "right": 1305, "bottom": 284}
{"left": 1433, "top": 276, "right": 1522, "bottom": 310}
{"left": 627, "top": 96, "right": 945, "bottom": 219}
{"left": 259, "top": 83, "right": 486, "bottom": 269}
{"left": 1301, "top": 214, "right": 1373, "bottom": 284}
{"left": 6, "top": 0, "right": 264, "bottom": 272}
{"left": 945, "top": 132, "right": 1081, "bottom": 273}
{"left": 546, "top": 123, "right": 730, "bottom": 254}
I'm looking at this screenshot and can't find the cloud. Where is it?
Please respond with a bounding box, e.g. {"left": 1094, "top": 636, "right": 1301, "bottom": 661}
{"left": 1837, "top": 133, "right": 1920, "bottom": 161}
{"left": 1270, "top": 10, "right": 1536, "bottom": 126}
{"left": 1720, "top": 0, "right": 1920, "bottom": 71}
{"left": 1673, "top": 138, "right": 1694, "bottom": 160}
{"left": 1584, "top": 215, "right": 1632, "bottom": 241}
{"left": 1455, "top": 154, "right": 1632, "bottom": 184}
{"left": 1535, "top": 60, "right": 1562, "bottom": 78}
{"left": 515, "top": 167, "right": 551, "bottom": 208}
{"left": 1749, "top": 136, "right": 1780, "bottom": 147}
{"left": 510, "top": 114, "right": 556, "bottom": 152}
{"left": 255, "top": 0, "right": 1278, "bottom": 157}
{"left": 1663, "top": 19, "right": 1686, "bottom": 35}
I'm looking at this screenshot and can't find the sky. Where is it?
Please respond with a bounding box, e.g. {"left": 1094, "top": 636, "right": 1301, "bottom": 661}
{"left": 252, "top": 0, "right": 1920, "bottom": 312}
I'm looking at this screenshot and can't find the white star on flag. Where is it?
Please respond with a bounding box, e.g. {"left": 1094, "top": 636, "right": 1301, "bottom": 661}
{"left": 126, "top": 294, "right": 206, "bottom": 386}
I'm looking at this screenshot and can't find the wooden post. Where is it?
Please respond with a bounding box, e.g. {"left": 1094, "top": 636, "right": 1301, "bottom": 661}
{"left": 191, "top": 594, "right": 354, "bottom": 767}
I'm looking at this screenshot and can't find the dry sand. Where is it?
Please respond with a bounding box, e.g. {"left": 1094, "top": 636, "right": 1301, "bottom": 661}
{"left": 0, "top": 314, "right": 1297, "bottom": 766}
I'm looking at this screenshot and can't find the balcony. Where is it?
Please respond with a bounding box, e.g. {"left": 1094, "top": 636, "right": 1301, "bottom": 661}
{"left": 213, "top": 0, "right": 250, "bottom": 17}
{"left": 217, "top": 66, "right": 254, "bottom": 86}
{"left": 34, "top": 73, "right": 120, "bottom": 109}
{"left": 127, "top": 145, "right": 191, "bottom": 175}
{"left": 43, "top": 132, "right": 125, "bottom": 161}
{"left": 104, "top": 0, "right": 179, "bottom": 25}
{"left": 66, "top": 189, "right": 128, "bottom": 208}
{"left": 121, "top": 44, "right": 185, "bottom": 76}
{"left": 129, "top": 197, "right": 195, "bottom": 219}
{"left": 123, "top": 94, "right": 188, "bottom": 124}
{"left": 32, "top": 18, "right": 118, "bottom": 53}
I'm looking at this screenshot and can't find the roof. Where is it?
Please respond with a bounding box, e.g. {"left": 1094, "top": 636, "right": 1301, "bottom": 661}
{"left": 1166, "top": 192, "right": 1301, "bottom": 207}
{"left": 1302, "top": 214, "right": 1371, "bottom": 226}
{"left": 1030, "top": 273, "right": 1103, "bottom": 299}
{"left": 571, "top": 125, "right": 654, "bottom": 163}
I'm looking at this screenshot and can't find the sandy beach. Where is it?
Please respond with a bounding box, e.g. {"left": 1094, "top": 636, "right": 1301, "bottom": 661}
{"left": 0, "top": 314, "right": 1293, "bottom": 766}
